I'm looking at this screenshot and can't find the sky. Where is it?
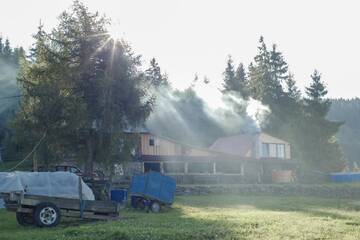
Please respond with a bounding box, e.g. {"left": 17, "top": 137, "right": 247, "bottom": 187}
{"left": 1, "top": 0, "right": 359, "bottom": 100}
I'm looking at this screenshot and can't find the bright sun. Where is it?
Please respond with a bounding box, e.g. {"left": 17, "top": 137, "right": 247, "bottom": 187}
{"left": 107, "top": 23, "right": 123, "bottom": 41}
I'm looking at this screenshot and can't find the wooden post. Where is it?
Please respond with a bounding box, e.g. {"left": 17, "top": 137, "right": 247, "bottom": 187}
{"left": 78, "top": 176, "right": 83, "bottom": 218}
{"left": 160, "top": 162, "right": 164, "bottom": 174}
{"left": 213, "top": 162, "right": 216, "bottom": 174}
{"left": 33, "top": 151, "right": 37, "bottom": 172}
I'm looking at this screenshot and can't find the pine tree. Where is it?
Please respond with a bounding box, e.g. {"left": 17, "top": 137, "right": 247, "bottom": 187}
{"left": 285, "top": 73, "right": 301, "bottom": 100}
{"left": 222, "top": 56, "right": 249, "bottom": 98}
{"left": 300, "top": 70, "right": 344, "bottom": 172}
{"left": 222, "top": 56, "right": 236, "bottom": 92}
{"left": 145, "top": 58, "right": 169, "bottom": 88}
{"left": 248, "top": 37, "right": 284, "bottom": 104}
{"left": 15, "top": 1, "right": 154, "bottom": 172}
{"left": 0, "top": 37, "right": 3, "bottom": 56}
{"left": 234, "top": 63, "right": 249, "bottom": 99}
{"left": 3, "top": 39, "right": 12, "bottom": 58}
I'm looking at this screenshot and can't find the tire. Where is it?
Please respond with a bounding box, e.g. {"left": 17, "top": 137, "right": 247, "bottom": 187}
{"left": 34, "top": 202, "right": 61, "bottom": 227}
{"left": 136, "top": 198, "right": 145, "bottom": 210}
{"left": 16, "top": 212, "right": 35, "bottom": 226}
{"left": 151, "top": 202, "right": 161, "bottom": 213}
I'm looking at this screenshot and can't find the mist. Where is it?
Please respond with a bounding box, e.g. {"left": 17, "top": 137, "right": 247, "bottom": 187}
{"left": 145, "top": 80, "right": 270, "bottom": 147}
{"left": 0, "top": 59, "right": 19, "bottom": 114}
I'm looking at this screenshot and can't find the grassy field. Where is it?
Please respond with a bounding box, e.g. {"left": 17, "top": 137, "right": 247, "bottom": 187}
{"left": 1, "top": 195, "right": 360, "bottom": 240}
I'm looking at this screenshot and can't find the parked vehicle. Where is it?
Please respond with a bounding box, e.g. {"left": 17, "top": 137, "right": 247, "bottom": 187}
{"left": 0, "top": 172, "right": 120, "bottom": 227}
{"left": 2, "top": 191, "right": 120, "bottom": 227}
{"left": 130, "top": 171, "right": 176, "bottom": 213}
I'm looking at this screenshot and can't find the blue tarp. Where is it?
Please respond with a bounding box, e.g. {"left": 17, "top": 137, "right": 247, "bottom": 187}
{"left": 330, "top": 172, "right": 360, "bottom": 182}
{"left": 131, "top": 172, "right": 176, "bottom": 204}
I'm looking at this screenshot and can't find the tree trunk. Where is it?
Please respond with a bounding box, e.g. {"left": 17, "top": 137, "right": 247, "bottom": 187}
{"left": 85, "top": 133, "right": 94, "bottom": 175}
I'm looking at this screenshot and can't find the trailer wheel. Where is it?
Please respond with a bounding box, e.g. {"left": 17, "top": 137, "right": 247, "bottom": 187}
{"left": 151, "top": 202, "right": 161, "bottom": 213}
{"left": 16, "top": 212, "right": 35, "bottom": 226}
{"left": 136, "top": 198, "right": 145, "bottom": 210}
{"left": 34, "top": 202, "right": 61, "bottom": 227}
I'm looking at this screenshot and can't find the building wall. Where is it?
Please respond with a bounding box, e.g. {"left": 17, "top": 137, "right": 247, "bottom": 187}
{"left": 140, "top": 133, "right": 216, "bottom": 157}
{"left": 257, "top": 133, "right": 291, "bottom": 159}
{"left": 133, "top": 132, "right": 295, "bottom": 184}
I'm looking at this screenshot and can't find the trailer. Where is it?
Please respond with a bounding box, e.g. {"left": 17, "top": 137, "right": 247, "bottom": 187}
{"left": 130, "top": 171, "right": 176, "bottom": 213}
{"left": 0, "top": 173, "right": 120, "bottom": 227}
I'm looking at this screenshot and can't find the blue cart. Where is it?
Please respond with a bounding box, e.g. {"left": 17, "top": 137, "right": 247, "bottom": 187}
{"left": 130, "top": 171, "right": 176, "bottom": 213}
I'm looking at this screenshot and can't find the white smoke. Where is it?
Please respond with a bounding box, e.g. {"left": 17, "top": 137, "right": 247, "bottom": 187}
{"left": 0, "top": 59, "right": 19, "bottom": 114}
{"left": 192, "top": 77, "right": 270, "bottom": 133}
{"left": 145, "top": 77, "right": 271, "bottom": 147}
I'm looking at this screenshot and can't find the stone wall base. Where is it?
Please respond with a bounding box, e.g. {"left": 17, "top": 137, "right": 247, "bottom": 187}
{"left": 176, "top": 184, "right": 360, "bottom": 199}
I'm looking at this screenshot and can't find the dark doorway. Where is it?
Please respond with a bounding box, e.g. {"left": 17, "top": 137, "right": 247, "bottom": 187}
{"left": 144, "top": 162, "right": 161, "bottom": 172}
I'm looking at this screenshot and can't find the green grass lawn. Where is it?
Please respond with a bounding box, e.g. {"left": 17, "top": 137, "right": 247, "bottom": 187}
{"left": 1, "top": 195, "right": 360, "bottom": 240}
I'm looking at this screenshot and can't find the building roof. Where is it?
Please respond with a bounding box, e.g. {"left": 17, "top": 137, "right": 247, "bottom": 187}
{"left": 209, "top": 134, "right": 256, "bottom": 157}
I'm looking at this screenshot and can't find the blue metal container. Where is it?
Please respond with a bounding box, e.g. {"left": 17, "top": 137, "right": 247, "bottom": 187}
{"left": 110, "top": 189, "right": 128, "bottom": 203}
{"left": 130, "top": 171, "right": 176, "bottom": 205}
{"left": 330, "top": 172, "right": 360, "bottom": 182}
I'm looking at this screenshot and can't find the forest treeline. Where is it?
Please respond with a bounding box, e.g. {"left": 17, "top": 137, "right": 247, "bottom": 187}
{"left": 0, "top": 1, "right": 349, "bottom": 173}
{"left": 328, "top": 98, "right": 360, "bottom": 167}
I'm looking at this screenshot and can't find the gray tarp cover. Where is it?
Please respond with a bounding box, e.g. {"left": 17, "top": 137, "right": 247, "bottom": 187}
{"left": 0, "top": 171, "right": 95, "bottom": 200}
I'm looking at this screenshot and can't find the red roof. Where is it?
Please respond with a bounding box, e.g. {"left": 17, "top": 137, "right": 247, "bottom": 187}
{"left": 209, "top": 134, "right": 256, "bottom": 157}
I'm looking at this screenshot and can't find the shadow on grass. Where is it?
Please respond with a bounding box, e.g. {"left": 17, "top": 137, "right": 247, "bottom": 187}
{"left": 0, "top": 207, "right": 243, "bottom": 240}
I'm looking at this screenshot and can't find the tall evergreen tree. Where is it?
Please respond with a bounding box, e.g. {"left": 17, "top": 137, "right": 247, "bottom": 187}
{"left": 3, "top": 39, "right": 12, "bottom": 58}
{"left": 222, "top": 56, "right": 249, "bottom": 99}
{"left": 285, "top": 73, "right": 301, "bottom": 100}
{"left": 248, "top": 37, "right": 284, "bottom": 104}
{"left": 15, "top": 1, "right": 153, "bottom": 172}
{"left": 300, "top": 70, "right": 344, "bottom": 171}
{"left": 145, "top": 58, "right": 169, "bottom": 88}
{"left": 234, "top": 63, "right": 249, "bottom": 99}
{"left": 0, "top": 37, "right": 3, "bottom": 55}
{"left": 222, "top": 56, "right": 236, "bottom": 92}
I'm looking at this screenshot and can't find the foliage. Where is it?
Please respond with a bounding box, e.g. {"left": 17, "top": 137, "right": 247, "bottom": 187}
{"left": 328, "top": 98, "right": 360, "bottom": 167}
{"left": 0, "top": 38, "right": 24, "bottom": 162}
{"left": 145, "top": 58, "right": 169, "bottom": 88}
{"left": 14, "top": 1, "right": 153, "bottom": 171}
{"left": 245, "top": 37, "right": 343, "bottom": 172}
{"left": 222, "top": 56, "right": 249, "bottom": 99}
{"left": 1, "top": 195, "right": 360, "bottom": 240}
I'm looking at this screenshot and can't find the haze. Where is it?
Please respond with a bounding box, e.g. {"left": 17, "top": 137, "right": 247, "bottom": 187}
{"left": 1, "top": 0, "right": 359, "bottom": 99}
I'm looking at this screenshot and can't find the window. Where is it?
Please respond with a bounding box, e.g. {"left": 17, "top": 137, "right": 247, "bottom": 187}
{"left": 261, "top": 143, "right": 286, "bottom": 158}
{"left": 276, "top": 144, "right": 285, "bottom": 158}
{"left": 261, "top": 143, "right": 269, "bottom": 157}
{"left": 269, "top": 144, "right": 277, "bottom": 157}
{"left": 149, "top": 138, "right": 155, "bottom": 146}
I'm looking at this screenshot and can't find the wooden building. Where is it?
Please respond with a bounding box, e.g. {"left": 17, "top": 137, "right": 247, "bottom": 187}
{"left": 132, "top": 132, "right": 297, "bottom": 184}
